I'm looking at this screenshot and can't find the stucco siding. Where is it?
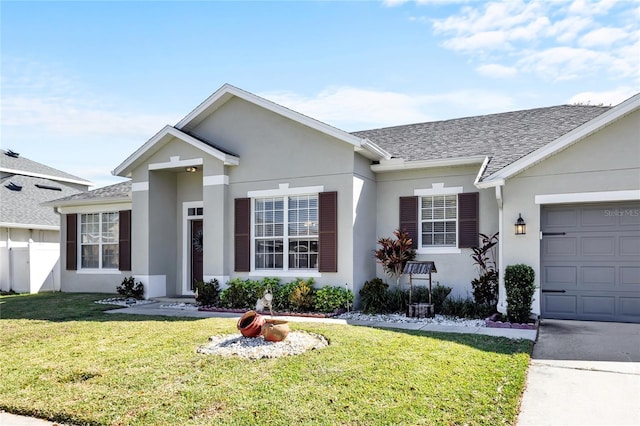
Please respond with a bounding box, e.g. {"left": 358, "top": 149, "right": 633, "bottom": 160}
{"left": 501, "top": 109, "right": 640, "bottom": 316}
{"left": 376, "top": 165, "right": 498, "bottom": 297}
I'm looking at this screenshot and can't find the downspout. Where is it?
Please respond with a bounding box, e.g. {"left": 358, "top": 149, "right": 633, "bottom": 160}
{"left": 7, "top": 228, "right": 13, "bottom": 292}
{"left": 495, "top": 185, "right": 507, "bottom": 315}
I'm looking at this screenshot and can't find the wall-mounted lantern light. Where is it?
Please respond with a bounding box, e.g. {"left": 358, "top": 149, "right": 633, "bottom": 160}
{"left": 185, "top": 166, "right": 198, "bottom": 173}
{"left": 515, "top": 213, "right": 526, "bottom": 235}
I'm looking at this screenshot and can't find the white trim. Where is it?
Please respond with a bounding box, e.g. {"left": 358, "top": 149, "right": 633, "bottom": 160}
{"left": 247, "top": 183, "right": 324, "bottom": 198}
{"left": 174, "top": 84, "right": 389, "bottom": 161}
{"left": 132, "top": 182, "right": 149, "bottom": 192}
{"left": 149, "top": 157, "right": 203, "bottom": 171}
{"left": 414, "top": 183, "right": 463, "bottom": 196}
{"left": 495, "top": 185, "right": 503, "bottom": 209}
{"left": 203, "top": 175, "right": 229, "bottom": 186}
{"left": 416, "top": 247, "right": 462, "bottom": 255}
{"left": 113, "top": 125, "right": 239, "bottom": 177}
{"left": 535, "top": 189, "right": 640, "bottom": 205}
{"left": 483, "top": 93, "right": 640, "bottom": 184}
{"left": 249, "top": 270, "right": 322, "bottom": 278}
{"left": 56, "top": 203, "right": 131, "bottom": 215}
{"left": 473, "top": 156, "right": 491, "bottom": 186}
{"left": 0, "top": 222, "right": 59, "bottom": 231}
{"left": 372, "top": 155, "right": 486, "bottom": 172}
{"left": 0, "top": 167, "right": 92, "bottom": 186}
{"left": 75, "top": 269, "right": 122, "bottom": 275}
{"left": 135, "top": 275, "right": 166, "bottom": 299}
{"left": 182, "top": 201, "right": 204, "bottom": 296}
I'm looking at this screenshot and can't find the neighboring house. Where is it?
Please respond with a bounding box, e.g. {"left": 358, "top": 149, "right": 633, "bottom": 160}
{"left": 0, "top": 149, "right": 92, "bottom": 293}
{"left": 47, "top": 84, "right": 640, "bottom": 323}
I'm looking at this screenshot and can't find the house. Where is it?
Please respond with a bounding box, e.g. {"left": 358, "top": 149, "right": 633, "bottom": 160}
{"left": 47, "top": 84, "right": 640, "bottom": 323}
{"left": 0, "top": 149, "right": 92, "bottom": 293}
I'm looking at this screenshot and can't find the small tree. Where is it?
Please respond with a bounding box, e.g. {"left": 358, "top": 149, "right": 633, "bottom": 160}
{"left": 470, "top": 232, "right": 499, "bottom": 310}
{"left": 504, "top": 264, "right": 536, "bottom": 324}
{"left": 374, "top": 230, "right": 416, "bottom": 287}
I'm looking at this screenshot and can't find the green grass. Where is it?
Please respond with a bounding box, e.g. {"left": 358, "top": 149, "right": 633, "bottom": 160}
{"left": 0, "top": 293, "right": 532, "bottom": 425}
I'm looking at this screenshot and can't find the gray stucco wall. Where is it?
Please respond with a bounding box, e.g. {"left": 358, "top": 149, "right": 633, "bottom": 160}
{"left": 375, "top": 165, "right": 499, "bottom": 298}
{"left": 501, "top": 109, "right": 640, "bottom": 315}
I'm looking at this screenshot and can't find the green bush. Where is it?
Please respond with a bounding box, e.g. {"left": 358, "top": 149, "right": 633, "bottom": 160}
{"left": 386, "top": 286, "right": 408, "bottom": 313}
{"left": 314, "top": 285, "right": 354, "bottom": 313}
{"left": 289, "top": 278, "right": 315, "bottom": 312}
{"left": 359, "top": 278, "right": 389, "bottom": 314}
{"left": 116, "top": 277, "right": 144, "bottom": 300}
{"left": 431, "top": 283, "right": 452, "bottom": 314}
{"left": 220, "top": 278, "right": 250, "bottom": 309}
{"left": 441, "top": 296, "right": 493, "bottom": 319}
{"left": 272, "top": 281, "right": 296, "bottom": 312}
{"left": 194, "top": 279, "right": 221, "bottom": 306}
{"left": 504, "top": 264, "right": 536, "bottom": 324}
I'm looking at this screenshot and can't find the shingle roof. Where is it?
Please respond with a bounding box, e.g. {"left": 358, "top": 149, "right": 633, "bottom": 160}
{"left": 0, "top": 175, "right": 84, "bottom": 228}
{"left": 46, "top": 180, "right": 131, "bottom": 205}
{"left": 0, "top": 149, "right": 92, "bottom": 185}
{"left": 352, "top": 104, "right": 611, "bottom": 179}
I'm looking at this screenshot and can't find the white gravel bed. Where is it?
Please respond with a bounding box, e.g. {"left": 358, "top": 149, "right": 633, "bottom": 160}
{"left": 197, "top": 331, "right": 329, "bottom": 360}
{"left": 94, "top": 298, "right": 155, "bottom": 307}
{"left": 159, "top": 302, "right": 199, "bottom": 310}
{"left": 335, "top": 312, "right": 486, "bottom": 327}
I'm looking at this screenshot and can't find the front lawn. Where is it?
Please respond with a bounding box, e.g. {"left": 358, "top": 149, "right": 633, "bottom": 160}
{"left": 0, "top": 293, "right": 531, "bottom": 425}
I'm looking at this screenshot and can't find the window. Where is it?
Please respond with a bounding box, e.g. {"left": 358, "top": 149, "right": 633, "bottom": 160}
{"left": 420, "top": 195, "right": 457, "bottom": 247}
{"left": 254, "top": 195, "right": 318, "bottom": 270}
{"left": 80, "top": 212, "right": 119, "bottom": 269}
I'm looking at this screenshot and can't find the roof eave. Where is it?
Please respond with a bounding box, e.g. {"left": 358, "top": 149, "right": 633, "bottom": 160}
{"left": 42, "top": 196, "right": 131, "bottom": 208}
{"left": 0, "top": 222, "right": 59, "bottom": 231}
{"left": 371, "top": 155, "right": 487, "bottom": 172}
{"left": 0, "top": 167, "right": 93, "bottom": 187}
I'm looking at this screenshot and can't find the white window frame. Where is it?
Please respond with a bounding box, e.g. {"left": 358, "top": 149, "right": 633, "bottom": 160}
{"left": 182, "top": 201, "right": 203, "bottom": 296}
{"left": 78, "top": 211, "right": 120, "bottom": 272}
{"left": 415, "top": 184, "right": 463, "bottom": 254}
{"left": 248, "top": 184, "right": 323, "bottom": 277}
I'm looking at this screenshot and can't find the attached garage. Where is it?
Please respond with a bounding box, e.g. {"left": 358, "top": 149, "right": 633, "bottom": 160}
{"left": 540, "top": 201, "right": 640, "bottom": 323}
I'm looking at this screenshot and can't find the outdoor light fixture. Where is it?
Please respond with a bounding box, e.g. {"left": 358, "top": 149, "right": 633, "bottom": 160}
{"left": 515, "top": 213, "right": 526, "bottom": 235}
{"left": 185, "top": 166, "right": 198, "bottom": 173}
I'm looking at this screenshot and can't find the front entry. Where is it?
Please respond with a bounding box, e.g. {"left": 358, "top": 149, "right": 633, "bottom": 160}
{"left": 190, "top": 219, "right": 203, "bottom": 290}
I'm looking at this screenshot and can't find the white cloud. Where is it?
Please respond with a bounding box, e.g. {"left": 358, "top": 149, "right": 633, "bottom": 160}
{"left": 442, "top": 31, "right": 510, "bottom": 52}
{"left": 476, "top": 63, "right": 517, "bottom": 78}
{"left": 567, "top": 0, "right": 618, "bottom": 17}
{"left": 579, "top": 27, "right": 631, "bottom": 48}
{"left": 259, "top": 86, "right": 515, "bottom": 130}
{"left": 568, "top": 87, "right": 638, "bottom": 106}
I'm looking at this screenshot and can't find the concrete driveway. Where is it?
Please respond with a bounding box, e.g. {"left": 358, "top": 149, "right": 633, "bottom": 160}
{"left": 517, "top": 319, "right": 640, "bottom": 426}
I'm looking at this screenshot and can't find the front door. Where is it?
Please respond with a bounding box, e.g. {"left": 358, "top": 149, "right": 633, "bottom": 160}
{"left": 190, "top": 219, "right": 203, "bottom": 290}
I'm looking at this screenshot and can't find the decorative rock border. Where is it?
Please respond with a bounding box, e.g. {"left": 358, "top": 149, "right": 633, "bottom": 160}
{"left": 198, "top": 306, "right": 344, "bottom": 319}
{"left": 485, "top": 313, "right": 538, "bottom": 330}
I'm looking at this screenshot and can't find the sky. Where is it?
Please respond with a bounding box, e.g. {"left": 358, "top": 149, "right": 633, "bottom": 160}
{"left": 2, "top": 0, "right": 638, "bottom": 188}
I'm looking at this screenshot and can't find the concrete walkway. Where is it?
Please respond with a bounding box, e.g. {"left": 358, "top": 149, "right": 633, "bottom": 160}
{"left": 104, "top": 301, "right": 539, "bottom": 340}
{"left": 517, "top": 319, "right": 640, "bottom": 426}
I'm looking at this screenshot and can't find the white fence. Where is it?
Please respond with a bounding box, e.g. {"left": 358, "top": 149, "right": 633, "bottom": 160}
{"left": 0, "top": 241, "right": 60, "bottom": 293}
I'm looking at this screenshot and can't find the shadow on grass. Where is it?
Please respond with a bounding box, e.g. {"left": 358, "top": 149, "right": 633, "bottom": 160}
{"left": 0, "top": 292, "right": 203, "bottom": 323}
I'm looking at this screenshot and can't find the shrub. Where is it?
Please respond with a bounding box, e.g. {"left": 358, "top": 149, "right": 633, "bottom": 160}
{"left": 116, "top": 277, "right": 144, "bottom": 300}
{"left": 430, "top": 283, "right": 452, "bottom": 314}
{"left": 289, "top": 278, "right": 315, "bottom": 312}
{"left": 441, "top": 296, "right": 484, "bottom": 319}
{"left": 272, "top": 281, "right": 296, "bottom": 312}
{"left": 386, "top": 286, "right": 408, "bottom": 313}
{"left": 374, "top": 230, "right": 416, "bottom": 287}
{"left": 359, "top": 278, "right": 389, "bottom": 314}
{"left": 220, "top": 278, "right": 251, "bottom": 309}
{"left": 504, "top": 264, "right": 536, "bottom": 324}
{"left": 314, "top": 285, "right": 354, "bottom": 313}
{"left": 194, "top": 279, "right": 221, "bottom": 307}
{"left": 470, "top": 232, "right": 499, "bottom": 310}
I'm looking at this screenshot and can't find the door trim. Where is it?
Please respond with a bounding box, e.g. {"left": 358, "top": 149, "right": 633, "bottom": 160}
{"left": 182, "top": 201, "right": 203, "bottom": 296}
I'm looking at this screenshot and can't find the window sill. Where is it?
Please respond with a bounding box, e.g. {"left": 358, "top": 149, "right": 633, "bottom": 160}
{"left": 416, "top": 247, "right": 462, "bottom": 255}
{"left": 76, "top": 269, "right": 123, "bottom": 275}
{"left": 249, "top": 270, "right": 322, "bottom": 278}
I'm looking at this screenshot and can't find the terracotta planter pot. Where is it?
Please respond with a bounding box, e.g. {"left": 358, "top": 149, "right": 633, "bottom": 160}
{"left": 237, "top": 310, "right": 265, "bottom": 338}
{"left": 261, "top": 319, "right": 290, "bottom": 342}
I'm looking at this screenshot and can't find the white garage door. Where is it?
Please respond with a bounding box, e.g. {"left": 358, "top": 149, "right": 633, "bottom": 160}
{"left": 540, "top": 201, "right": 640, "bottom": 323}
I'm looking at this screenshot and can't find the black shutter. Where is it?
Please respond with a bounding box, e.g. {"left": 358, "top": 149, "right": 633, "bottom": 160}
{"left": 66, "top": 214, "right": 77, "bottom": 270}
{"left": 318, "top": 191, "right": 338, "bottom": 272}
{"left": 118, "top": 210, "right": 131, "bottom": 271}
{"left": 234, "top": 198, "right": 251, "bottom": 272}
{"left": 399, "top": 196, "right": 418, "bottom": 249}
{"left": 458, "top": 192, "right": 479, "bottom": 248}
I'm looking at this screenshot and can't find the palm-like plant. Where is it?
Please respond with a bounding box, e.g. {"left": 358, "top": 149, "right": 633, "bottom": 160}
{"left": 374, "top": 230, "right": 417, "bottom": 287}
